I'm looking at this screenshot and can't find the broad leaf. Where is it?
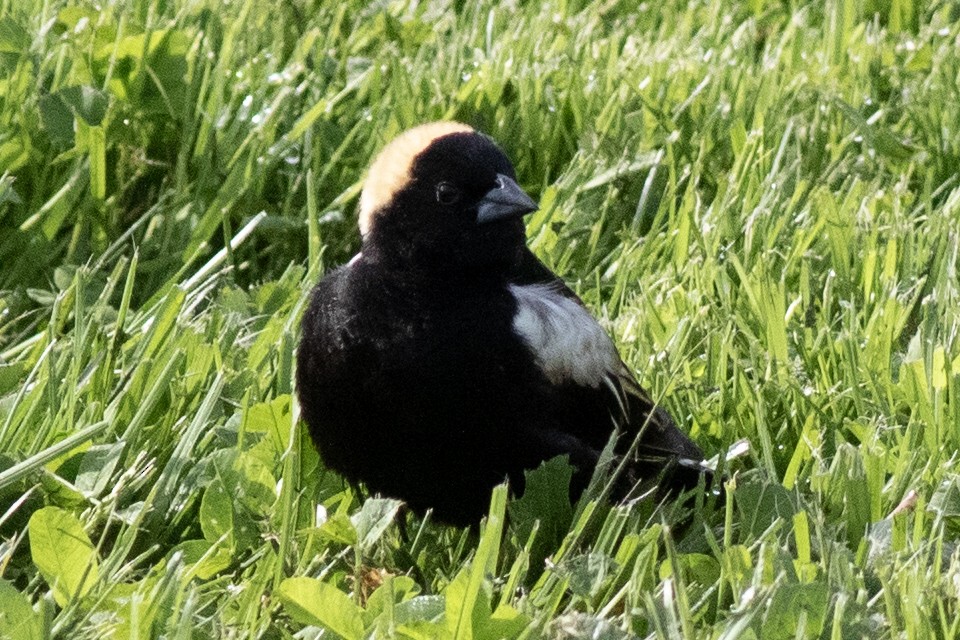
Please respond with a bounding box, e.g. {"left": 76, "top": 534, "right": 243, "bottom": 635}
{"left": 276, "top": 577, "right": 365, "bottom": 640}
{"left": 29, "top": 507, "right": 99, "bottom": 606}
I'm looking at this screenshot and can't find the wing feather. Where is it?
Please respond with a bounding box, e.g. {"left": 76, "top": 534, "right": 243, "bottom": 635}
{"left": 511, "top": 249, "right": 709, "bottom": 488}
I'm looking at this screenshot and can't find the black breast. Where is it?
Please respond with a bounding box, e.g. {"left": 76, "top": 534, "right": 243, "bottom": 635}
{"left": 295, "top": 262, "right": 616, "bottom": 524}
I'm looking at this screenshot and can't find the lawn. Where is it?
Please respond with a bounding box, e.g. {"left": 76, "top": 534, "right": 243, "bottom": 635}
{"left": 1, "top": 0, "right": 959, "bottom": 637}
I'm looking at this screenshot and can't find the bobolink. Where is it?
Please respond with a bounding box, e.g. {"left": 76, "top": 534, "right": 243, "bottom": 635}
{"left": 296, "top": 122, "right": 709, "bottom": 525}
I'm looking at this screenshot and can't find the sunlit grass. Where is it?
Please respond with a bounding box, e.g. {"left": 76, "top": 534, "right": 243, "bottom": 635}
{"left": 2, "top": 0, "right": 960, "bottom": 637}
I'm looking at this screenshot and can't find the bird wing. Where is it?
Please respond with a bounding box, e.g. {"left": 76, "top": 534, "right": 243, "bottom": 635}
{"left": 510, "top": 250, "right": 705, "bottom": 467}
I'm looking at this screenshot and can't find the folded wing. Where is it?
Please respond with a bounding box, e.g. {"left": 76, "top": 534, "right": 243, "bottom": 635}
{"left": 510, "top": 251, "right": 710, "bottom": 492}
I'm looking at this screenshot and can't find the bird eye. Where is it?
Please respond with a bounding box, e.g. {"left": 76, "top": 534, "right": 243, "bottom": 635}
{"left": 435, "top": 182, "right": 461, "bottom": 205}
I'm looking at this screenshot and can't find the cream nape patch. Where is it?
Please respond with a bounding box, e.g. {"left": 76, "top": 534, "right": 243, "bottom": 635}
{"left": 358, "top": 121, "right": 474, "bottom": 237}
{"left": 509, "top": 283, "right": 620, "bottom": 388}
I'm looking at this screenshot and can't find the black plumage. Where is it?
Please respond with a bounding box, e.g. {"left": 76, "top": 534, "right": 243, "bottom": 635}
{"left": 296, "top": 122, "right": 709, "bottom": 525}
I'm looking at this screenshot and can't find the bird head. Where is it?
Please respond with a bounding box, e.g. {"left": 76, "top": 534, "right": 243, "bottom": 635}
{"left": 357, "top": 122, "right": 538, "bottom": 271}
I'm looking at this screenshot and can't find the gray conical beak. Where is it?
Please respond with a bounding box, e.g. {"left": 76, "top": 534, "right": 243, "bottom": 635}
{"left": 476, "top": 174, "right": 538, "bottom": 224}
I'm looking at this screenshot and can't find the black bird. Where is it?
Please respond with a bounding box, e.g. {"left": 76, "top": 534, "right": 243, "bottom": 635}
{"left": 296, "top": 122, "right": 709, "bottom": 525}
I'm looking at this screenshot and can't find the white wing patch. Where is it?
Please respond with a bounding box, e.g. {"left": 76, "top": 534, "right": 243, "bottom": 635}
{"left": 509, "top": 283, "right": 619, "bottom": 388}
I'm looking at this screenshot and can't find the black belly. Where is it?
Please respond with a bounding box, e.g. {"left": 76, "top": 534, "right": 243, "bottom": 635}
{"left": 295, "top": 279, "right": 614, "bottom": 525}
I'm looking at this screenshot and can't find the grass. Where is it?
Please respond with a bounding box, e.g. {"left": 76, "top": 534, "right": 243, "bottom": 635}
{"left": 1, "top": 0, "right": 960, "bottom": 637}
